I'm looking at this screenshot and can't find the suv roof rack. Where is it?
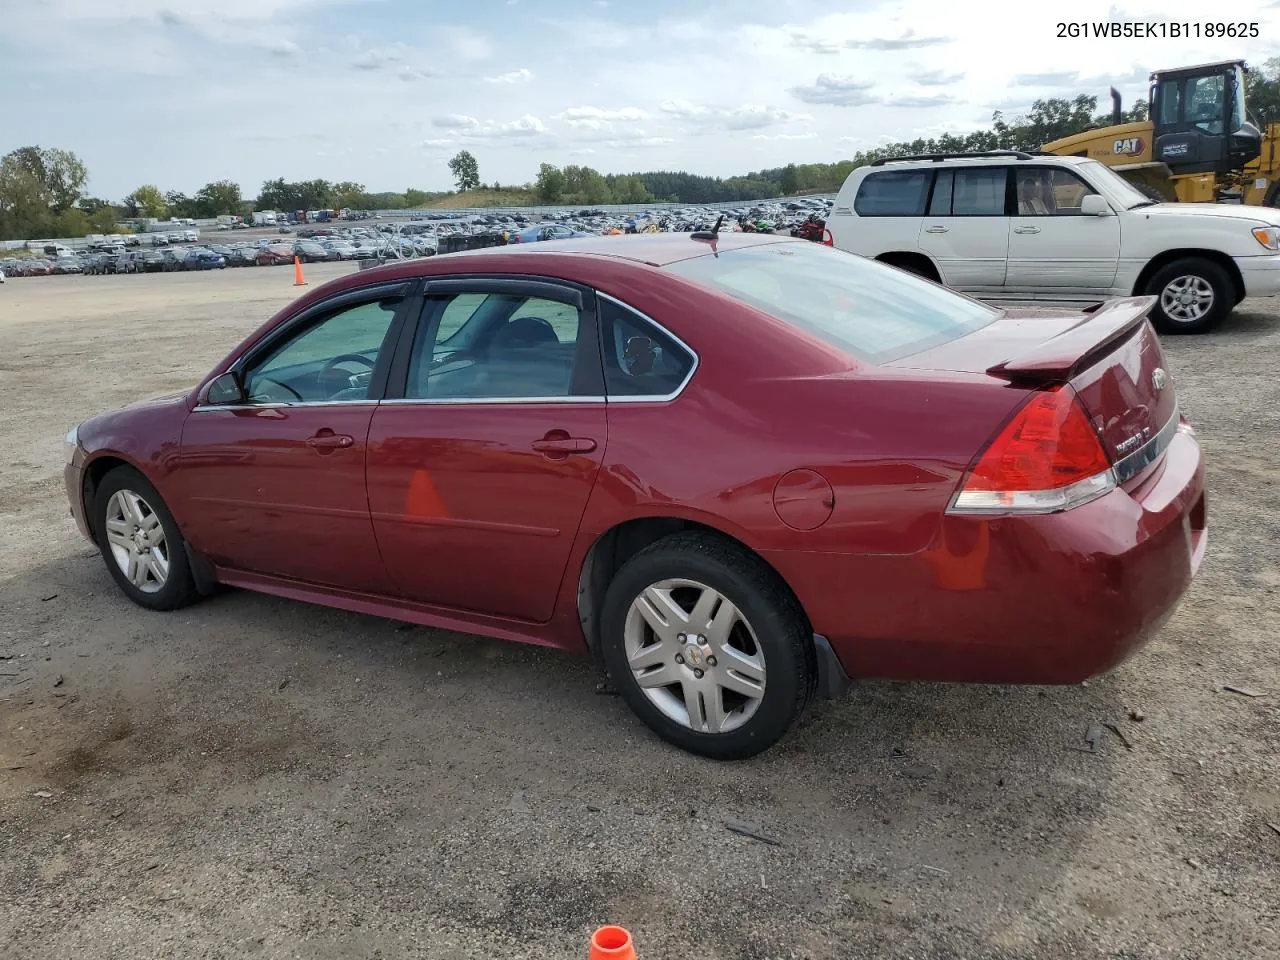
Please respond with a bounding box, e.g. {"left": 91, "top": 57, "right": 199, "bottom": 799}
{"left": 868, "top": 150, "right": 1045, "bottom": 166}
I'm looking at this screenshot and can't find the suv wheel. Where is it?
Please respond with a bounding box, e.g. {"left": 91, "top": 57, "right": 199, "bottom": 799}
{"left": 1145, "top": 257, "right": 1232, "bottom": 334}
{"left": 599, "top": 532, "right": 815, "bottom": 760}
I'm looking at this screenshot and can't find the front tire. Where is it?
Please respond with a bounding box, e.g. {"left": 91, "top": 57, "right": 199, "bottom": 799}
{"left": 92, "top": 467, "right": 200, "bottom": 611}
{"left": 1145, "top": 257, "right": 1232, "bottom": 334}
{"left": 599, "top": 532, "right": 815, "bottom": 760}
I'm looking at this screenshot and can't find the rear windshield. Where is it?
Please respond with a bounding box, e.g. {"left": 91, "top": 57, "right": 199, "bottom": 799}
{"left": 665, "top": 241, "right": 999, "bottom": 364}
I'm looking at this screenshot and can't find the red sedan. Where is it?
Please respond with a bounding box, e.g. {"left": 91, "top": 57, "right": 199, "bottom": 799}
{"left": 63, "top": 233, "right": 1207, "bottom": 759}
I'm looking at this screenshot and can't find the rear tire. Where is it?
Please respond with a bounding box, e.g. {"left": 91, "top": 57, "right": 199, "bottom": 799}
{"left": 1144, "top": 257, "right": 1231, "bottom": 334}
{"left": 598, "top": 532, "right": 814, "bottom": 760}
{"left": 92, "top": 467, "right": 200, "bottom": 612}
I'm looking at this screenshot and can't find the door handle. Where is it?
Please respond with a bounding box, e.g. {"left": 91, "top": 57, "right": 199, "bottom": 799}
{"left": 306, "top": 433, "right": 354, "bottom": 449}
{"left": 1013, "top": 225, "right": 1041, "bottom": 234}
{"left": 531, "top": 437, "right": 597, "bottom": 454}
{"left": 924, "top": 225, "right": 949, "bottom": 234}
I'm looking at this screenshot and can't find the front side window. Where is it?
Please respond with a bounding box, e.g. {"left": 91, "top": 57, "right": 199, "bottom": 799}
{"left": 598, "top": 298, "right": 695, "bottom": 398}
{"left": 1015, "top": 168, "right": 1097, "bottom": 215}
{"left": 666, "top": 241, "right": 998, "bottom": 365}
{"left": 853, "top": 170, "right": 932, "bottom": 217}
{"left": 407, "top": 292, "right": 581, "bottom": 400}
{"left": 242, "top": 296, "right": 402, "bottom": 403}
{"left": 1187, "top": 74, "right": 1225, "bottom": 133}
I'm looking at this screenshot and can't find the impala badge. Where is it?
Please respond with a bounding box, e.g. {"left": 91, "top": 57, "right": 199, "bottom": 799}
{"left": 1151, "top": 367, "right": 1168, "bottom": 392}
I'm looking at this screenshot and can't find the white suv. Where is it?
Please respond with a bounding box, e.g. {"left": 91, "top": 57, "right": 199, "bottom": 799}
{"left": 827, "top": 150, "right": 1280, "bottom": 333}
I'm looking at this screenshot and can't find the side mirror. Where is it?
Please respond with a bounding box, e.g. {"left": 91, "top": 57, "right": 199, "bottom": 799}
{"left": 1081, "top": 194, "right": 1112, "bottom": 217}
{"left": 205, "top": 371, "right": 246, "bottom": 405}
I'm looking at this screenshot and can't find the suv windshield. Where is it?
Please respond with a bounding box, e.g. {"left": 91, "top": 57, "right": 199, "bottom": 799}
{"left": 666, "top": 241, "right": 999, "bottom": 364}
{"left": 1078, "top": 159, "right": 1158, "bottom": 208}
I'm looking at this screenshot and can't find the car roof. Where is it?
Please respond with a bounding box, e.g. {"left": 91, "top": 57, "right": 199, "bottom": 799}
{"left": 437, "top": 231, "right": 795, "bottom": 267}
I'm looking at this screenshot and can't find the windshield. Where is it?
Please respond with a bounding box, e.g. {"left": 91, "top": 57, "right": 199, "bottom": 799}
{"left": 665, "top": 241, "right": 999, "bottom": 364}
{"left": 1232, "top": 64, "right": 1247, "bottom": 130}
{"left": 1077, "top": 159, "right": 1156, "bottom": 208}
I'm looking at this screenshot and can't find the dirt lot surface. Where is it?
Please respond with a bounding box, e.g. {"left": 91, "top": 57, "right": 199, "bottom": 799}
{"left": 1, "top": 268, "right": 1277, "bottom": 960}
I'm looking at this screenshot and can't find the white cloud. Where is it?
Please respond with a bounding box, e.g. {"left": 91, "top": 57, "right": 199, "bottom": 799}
{"left": 554, "top": 106, "right": 651, "bottom": 130}
{"left": 438, "top": 25, "right": 492, "bottom": 61}
{"left": 485, "top": 67, "right": 534, "bottom": 84}
{"left": 659, "top": 100, "right": 808, "bottom": 131}
{"left": 432, "top": 114, "right": 481, "bottom": 130}
{"left": 422, "top": 138, "right": 455, "bottom": 147}
{"left": 789, "top": 74, "right": 879, "bottom": 107}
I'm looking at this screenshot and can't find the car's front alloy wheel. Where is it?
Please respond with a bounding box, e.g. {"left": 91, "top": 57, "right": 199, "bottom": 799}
{"left": 600, "top": 532, "right": 815, "bottom": 759}
{"left": 93, "top": 466, "right": 200, "bottom": 611}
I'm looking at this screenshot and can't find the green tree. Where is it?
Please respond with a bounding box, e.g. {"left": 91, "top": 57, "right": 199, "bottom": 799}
{"left": 535, "top": 163, "right": 566, "bottom": 202}
{"left": 165, "top": 190, "right": 198, "bottom": 218}
{"left": 124, "top": 184, "right": 167, "bottom": 218}
{"left": 779, "top": 163, "right": 799, "bottom": 195}
{"left": 1247, "top": 57, "right": 1280, "bottom": 123}
{"left": 88, "top": 206, "right": 119, "bottom": 233}
{"left": 0, "top": 146, "right": 90, "bottom": 240}
{"left": 448, "top": 150, "right": 480, "bottom": 191}
{"left": 402, "top": 188, "right": 428, "bottom": 208}
{"left": 333, "top": 181, "right": 370, "bottom": 208}
{"left": 194, "top": 179, "right": 243, "bottom": 217}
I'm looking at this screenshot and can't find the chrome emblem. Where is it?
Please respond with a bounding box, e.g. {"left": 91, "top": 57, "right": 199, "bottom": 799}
{"left": 1151, "top": 368, "right": 1168, "bottom": 392}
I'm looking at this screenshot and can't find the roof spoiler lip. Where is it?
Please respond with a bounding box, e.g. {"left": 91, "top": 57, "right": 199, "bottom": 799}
{"left": 985, "top": 296, "right": 1157, "bottom": 384}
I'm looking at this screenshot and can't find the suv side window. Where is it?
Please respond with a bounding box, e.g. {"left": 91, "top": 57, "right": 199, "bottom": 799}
{"left": 854, "top": 170, "right": 932, "bottom": 216}
{"left": 598, "top": 297, "right": 695, "bottom": 398}
{"left": 947, "top": 168, "right": 1007, "bottom": 216}
{"left": 1015, "top": 168, "right": 1098, "bottom": 215}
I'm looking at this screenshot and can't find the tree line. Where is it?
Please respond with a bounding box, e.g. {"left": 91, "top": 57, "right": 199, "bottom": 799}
{"left": 5, "top": 59, "right": 1279, "bottom": 242}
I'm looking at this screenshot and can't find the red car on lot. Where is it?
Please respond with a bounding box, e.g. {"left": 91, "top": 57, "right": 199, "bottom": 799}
{"left": 63, "top": 233, "right": 1207, "bottom": 758}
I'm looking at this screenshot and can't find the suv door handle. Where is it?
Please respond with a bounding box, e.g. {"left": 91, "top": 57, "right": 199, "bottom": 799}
{"left": 531, "top": 437, "right": 597, "bottom": 454}
{"left": 306, "top": 432, "right": 354, "bottom": 450}
{"left": 924, "top": 225, "right": 949, "bottom": 234}
{"left": 1013, "top": 225, "right": 1041, "bottom": 234}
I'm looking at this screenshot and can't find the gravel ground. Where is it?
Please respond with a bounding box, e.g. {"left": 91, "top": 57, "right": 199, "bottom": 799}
{"left": 0, "top": 267, "right": 1277, "bottom": 960}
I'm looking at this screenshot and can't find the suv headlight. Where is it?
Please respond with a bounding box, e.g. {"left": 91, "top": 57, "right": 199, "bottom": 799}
{"left": 1251, "top": 226, "right": 1280, "bottom": 250}
{"left": 64, "top": 425, "right": 80, "bottom": 464}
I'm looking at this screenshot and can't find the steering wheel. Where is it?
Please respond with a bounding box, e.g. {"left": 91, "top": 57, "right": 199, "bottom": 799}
{"left": 250, "top": 376, "right": 304, "bottom": 402}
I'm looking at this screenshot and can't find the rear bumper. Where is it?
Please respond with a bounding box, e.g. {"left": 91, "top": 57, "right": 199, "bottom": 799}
{"left": 769, "top": 427, "right": 1206, "bottom": 685}
{"left": 1233, "top": 253, "right": 1280, "bottom": 299}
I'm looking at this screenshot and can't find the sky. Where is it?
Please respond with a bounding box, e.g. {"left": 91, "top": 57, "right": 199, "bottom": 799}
{"left": 2, "top": 0, "right": 1278, "bottom": 200}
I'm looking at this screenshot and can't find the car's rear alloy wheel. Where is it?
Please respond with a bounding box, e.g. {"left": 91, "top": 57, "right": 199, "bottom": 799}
{"left": 93, "top": 467, "right": 200, "bottom": 611}
{"left": 600, "top": 532, "right": 814, "bottom": 759}
{"left": 624, "top": 578, "right": 766, "bottom": 735}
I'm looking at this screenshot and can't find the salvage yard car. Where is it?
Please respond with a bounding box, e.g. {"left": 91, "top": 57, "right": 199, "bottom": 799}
{"left": 62, "top": 233, "right": 1207, "bottom": 759}
{"left": 828, "top": 150, "right": 1280, "bottom": 333}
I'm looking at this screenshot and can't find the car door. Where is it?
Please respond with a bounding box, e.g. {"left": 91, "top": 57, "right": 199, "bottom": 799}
{"left": 173, "top": 282, "right": 413, "bottom": 592}
{"left": 366, "top": 278, "right": 607, "bottom": 622}
{"left": 1004, "top": 166, "right": 1121, "bottom": 293}
{"left": 916, "top": 167, "right": 1010, "bottom": 291}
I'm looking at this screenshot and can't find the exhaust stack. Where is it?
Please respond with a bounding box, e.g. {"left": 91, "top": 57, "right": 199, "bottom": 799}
{"left": 1111, "top": 87, "right": 1122, "bottom": 124}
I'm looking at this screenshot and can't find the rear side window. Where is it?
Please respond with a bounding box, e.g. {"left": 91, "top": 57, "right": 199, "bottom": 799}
{"left": 950, "top": 168, "right": 1007, "bottom": 215}
{"left": 666, "top": 241, "right": 998, "bottom": 365}
{"left": 598, "top": 297, "right": 695, "bottom": 398}
{"left": 853, "top": 170, "right": 931, "bottom": 217}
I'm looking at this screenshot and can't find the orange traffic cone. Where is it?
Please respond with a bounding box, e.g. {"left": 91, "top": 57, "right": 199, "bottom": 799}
{"left": 589, "top": 926, "right": 635, "bottom": 959}
{"left": 293, "top": 256, "right": 307, "bottom": 286}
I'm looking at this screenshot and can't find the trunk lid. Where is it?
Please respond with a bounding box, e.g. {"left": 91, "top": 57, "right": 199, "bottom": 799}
{"left": 887, "top": 297, "right": 1178, "bottom": 470}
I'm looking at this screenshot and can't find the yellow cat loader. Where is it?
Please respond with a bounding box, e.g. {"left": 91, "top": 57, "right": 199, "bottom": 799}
{"left": 1042, "top": 60, "right": 1280, "bottom": 205}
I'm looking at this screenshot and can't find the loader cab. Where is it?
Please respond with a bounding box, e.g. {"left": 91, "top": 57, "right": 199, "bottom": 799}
{"left": 1150, "top": 60, "right": 1261, "bottom": 174}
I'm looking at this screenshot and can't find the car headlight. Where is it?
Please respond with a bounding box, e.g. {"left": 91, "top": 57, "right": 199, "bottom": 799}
{"left": 1251, "top": 226, "right": 1280, "bottom": 250}
{"left": 64, "top": 425, "right": 80, "bottom": 464}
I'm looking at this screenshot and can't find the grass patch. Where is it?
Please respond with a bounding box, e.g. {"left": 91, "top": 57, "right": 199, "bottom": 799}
{"left": 423, "top": 188, "right": 540, "bottom": 209}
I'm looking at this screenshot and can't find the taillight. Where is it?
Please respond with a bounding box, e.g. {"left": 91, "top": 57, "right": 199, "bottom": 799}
{"left": 821, "top": 229, "right": 834, "bottom": 247}
{"left": 948, "top": 385, "right": 1115, "bottom": 515}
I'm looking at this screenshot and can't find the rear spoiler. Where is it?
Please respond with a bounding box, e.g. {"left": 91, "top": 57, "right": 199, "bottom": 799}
{"left": 986, "top": 296, "right": 1156, "bottom": 383}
